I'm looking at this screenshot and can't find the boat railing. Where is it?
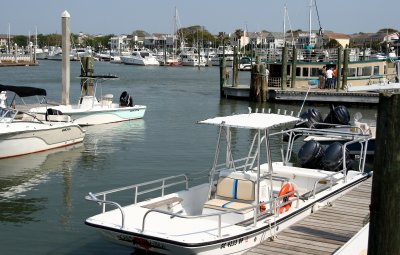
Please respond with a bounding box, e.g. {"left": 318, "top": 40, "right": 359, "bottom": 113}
{"left": 141, "top": 190, "right": 300, "bottom": 238}
{"left": 272, "top": 127, "right": 370, "bottom": 168}
{"left": 85, "top": 174, "right": 189, "bottom": 214}
{"left": 214, "top": 156, "right": 256, "bottom": 173}
{"left": 307, "top": 138, "right": 368, "bottom": 199}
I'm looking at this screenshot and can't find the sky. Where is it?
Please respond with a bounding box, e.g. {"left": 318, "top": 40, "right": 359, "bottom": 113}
{"left": 1, "top": 0, "right": 399, "bottom": 37}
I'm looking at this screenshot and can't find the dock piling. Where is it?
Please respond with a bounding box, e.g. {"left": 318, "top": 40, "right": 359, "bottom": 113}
{"left": 368, "top": 92, "right": 400, "bottom": 255}
{"left": 281, "top": 46, "right": 288, "bottom": 90}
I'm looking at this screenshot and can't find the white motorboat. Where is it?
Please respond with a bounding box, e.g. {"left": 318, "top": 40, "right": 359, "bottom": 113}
{"left": 85, "top": 110, "right": 371, "bottom": 254}
{"left": 120, "top": 48, "right": 159, "bottom": 66}
{"left": 179, "top": 47, "right": 206, "bottom": 67}
{"left": 29, "top": 75, "right": 146, "bottom": 126}
{"left": 211, "top": 46, "right": 235, "bottom": 67}
{"left": 0, "top": 84, "right": 85, "bottom": 159}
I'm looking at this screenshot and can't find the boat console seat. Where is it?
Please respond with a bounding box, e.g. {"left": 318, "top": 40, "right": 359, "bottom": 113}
{"left": 203, "top": 176, "right": 255, "bottom": 214}
{"left": 100, "top": 94, "right": 114, "bottom": 107}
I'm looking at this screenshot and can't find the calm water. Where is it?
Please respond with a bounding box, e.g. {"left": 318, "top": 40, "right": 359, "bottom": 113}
{"left": 0, "top": 61, "right": 376, "bottom": 254}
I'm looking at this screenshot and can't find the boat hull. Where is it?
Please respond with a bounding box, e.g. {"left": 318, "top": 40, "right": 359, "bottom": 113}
{"left": 0, "top": 123, "right": 85, "bottom": 159}
{"left": 70, "top": 106, "right": 146, "bottom": 126}
{"left": 30, "top": 105, "right": 146, "bottom": 126}
{"left": 85, "top": 174, "right": 369, "bottom": 255}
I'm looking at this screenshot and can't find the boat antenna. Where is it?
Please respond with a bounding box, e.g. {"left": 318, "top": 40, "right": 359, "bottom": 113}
{"left": 314, "top": 0, "right": 323, "bottom": 36}
{"left": 298, "top": 85, "right": 312, "bottom": 116}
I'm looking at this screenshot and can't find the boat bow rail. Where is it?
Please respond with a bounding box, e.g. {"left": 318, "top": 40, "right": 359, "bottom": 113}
{"left": 85, "top": 174, "right": 189, "bottom": 226}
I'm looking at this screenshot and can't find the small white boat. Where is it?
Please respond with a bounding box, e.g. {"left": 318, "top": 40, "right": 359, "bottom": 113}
{"left": 179, "top": 47, "right": 206, "bottom": 67}
{"left": 85, "top": 110, "right": 371, "bottom": 254}
{"left": 29, "top": 75, "right": 146, "bottom": 126}
{"left": 0, "top": 84, "right": 85, "bottom": 159}
{"left": 120, "top": 48, "right": 159, "bottom": 66}
{"left": 211, "top": 46, "right": 235, "bottom": 67}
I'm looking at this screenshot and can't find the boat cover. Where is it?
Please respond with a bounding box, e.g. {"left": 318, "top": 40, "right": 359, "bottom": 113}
{"left": 0, "top": 84, "right": 46, "bottom": 97}
{"left": 198, "top": 113, "right": 299, "bottom": 130}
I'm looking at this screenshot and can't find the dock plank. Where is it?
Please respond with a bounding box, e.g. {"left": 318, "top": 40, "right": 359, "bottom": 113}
{"left": 245, "top": 178, "right": 372, "bottom": 254}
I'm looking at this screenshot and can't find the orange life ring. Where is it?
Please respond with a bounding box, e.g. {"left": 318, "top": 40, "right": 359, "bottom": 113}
{"left": 278, "top": 182, "right": 295, "bottom": 214}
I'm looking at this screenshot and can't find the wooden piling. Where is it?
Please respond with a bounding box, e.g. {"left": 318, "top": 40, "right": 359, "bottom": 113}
{"left": 342, "top": 48, "right": 349, "bottom": 88}
{"left": 80, "top": 56, "right": 94, "bottom": 97}
{"left": 368, "top": 93, "right": 400, "bottom": 255}
{"left": 337, "top": 47, "right": 343, "bottom": 91}
{"left": 281, "top": 46, "right": 288, "bottom": 90}
{"left": 291, "top": 47, "right": 297, "bottom": 88}
{"left": 219, "top": 57, "right": 226, "bottom": 97}
{"left": 260, "top": 63, "right": 267, "bottom": 102}
{"left": 232, "top": 46, "right": 239, "bottom": 87}
{"left": 250, "top": 56, "right": 266, "bottom": 102}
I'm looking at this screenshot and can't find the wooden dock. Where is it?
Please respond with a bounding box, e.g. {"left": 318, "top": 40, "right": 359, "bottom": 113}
{"left": 245, "top": 177, "right": 372, "bottom": 255}
{"left": 223, "top": 85, "right": 379, "bottom": 104}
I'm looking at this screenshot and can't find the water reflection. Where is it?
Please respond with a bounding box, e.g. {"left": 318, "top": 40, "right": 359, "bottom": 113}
{"left": 0, "top": 144, "right": 84, "bottom": 223}
{"left": 83, "top": 120, "right": 146, "bottom": 156}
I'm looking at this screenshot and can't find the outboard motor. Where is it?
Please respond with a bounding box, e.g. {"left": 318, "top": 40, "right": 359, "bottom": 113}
{"left": 45, "top": 108, "right": 63, "bottom": 121}
{"left": 298, "top": 140, "right": 325, "bottom": 169}
{"left": 283, "top": 108, "right": 323, "bottom": 142}
{"left": 119, "top": 91, "right": 130, "bottom": 106}
{"left": 321, "top": 142, "right": 353, "bottom": 172}
{"left": 298, "top": 108, "right": 324, "bottom": 128}
{"left": 46, "top": 108, "right": 63, "bottom": 115}
{"left": 324, "top": 105, "right": 350, "bottom": 126}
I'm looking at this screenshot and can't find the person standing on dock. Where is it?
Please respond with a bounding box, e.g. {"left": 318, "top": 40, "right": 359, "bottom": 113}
{"left": 305, "top": 42, "right": 312, "bottom": 62}
{"left": 332, "top": 66, "right": 338, "bottom": 89}
{"left": 225, "top": 67, "right": 230, "bottom": 85}
{"left": 326, "top": 67, "right": 333, "bottom": 89}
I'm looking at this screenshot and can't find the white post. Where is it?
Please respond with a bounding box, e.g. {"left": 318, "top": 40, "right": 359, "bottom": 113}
{"left": 14, "top": 43, "right": 18, "bottom": 63}
{"left": 61, "top": 10, "right": 70, "bottom": 105}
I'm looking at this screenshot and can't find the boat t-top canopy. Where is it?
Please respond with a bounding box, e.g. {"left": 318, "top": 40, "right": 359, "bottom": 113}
{"left": 198, "top": 113, "right": 299, "bottom": 130}
{"left": 0, "top": 84, "right": 47, "bottom": 97}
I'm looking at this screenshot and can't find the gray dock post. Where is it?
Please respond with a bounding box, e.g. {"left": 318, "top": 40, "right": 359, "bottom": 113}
{"left": 337, "top": 47, "right": 343, "bottom": 91}
{"left": 281, "top": 46, "right": 288, "bottom": 90}
{"left": 291, "top": 46, "right": 297, "bottom": 88}
{"left": 80, "top": 56, "right": 94, "bottom": 97}
{"left": 368, "top": 93, "right": 400, "bottom": 255}
{"left": 232, "top": 46, "right": 238, "bottom": 87}
{"left": 219, "top": 57, "right": 226, "bottom": 97}
{"left": 342, "top": 48, "right": 349, "bottom": 89}
{"left": 61, "top": 10, "right": 71, "bottom": 105}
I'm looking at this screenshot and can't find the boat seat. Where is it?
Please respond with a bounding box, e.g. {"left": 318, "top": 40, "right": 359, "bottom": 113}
{"left": 203, "top": 177, "right": 255, "bottom": 214}
{"left": 100, "top": 94, "right": 114, "bottom": 107}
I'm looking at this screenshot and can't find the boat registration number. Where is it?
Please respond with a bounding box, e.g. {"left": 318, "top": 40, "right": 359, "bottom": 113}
{"left": 220, "top": 237, "right": 244, "bottom": 249}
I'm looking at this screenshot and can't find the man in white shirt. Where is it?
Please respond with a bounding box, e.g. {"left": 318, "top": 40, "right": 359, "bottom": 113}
{"left": 326, "top": 68, "right": 333, "bottom": 89}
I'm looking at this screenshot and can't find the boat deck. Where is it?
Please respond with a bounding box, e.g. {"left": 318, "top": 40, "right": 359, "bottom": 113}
{"left": 245, "top": 177, "right": 372, "bottom": 255}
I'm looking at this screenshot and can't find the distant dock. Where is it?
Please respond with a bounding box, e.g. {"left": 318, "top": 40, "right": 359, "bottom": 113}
{"left": 223, "top": 85, "right": 379, "bottom": 104}
{"left": 0, "top": 61, "right": 39, "bottom": 67}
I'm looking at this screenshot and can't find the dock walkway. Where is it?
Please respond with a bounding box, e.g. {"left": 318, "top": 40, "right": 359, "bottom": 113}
{"left": 223, "top": 85, "right": 379, "bottom": 104}
{"left": 245, "top": 177, "right": 372, "bottom": 255}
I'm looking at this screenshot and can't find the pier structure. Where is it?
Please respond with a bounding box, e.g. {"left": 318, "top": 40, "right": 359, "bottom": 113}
{"left": 245, "top": 178, "right": 372, "bottom": 255}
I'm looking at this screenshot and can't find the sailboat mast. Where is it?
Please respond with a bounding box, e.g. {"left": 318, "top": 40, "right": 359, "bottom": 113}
{"left": 283, "top": 4, "right": 287, "bottom": 43}
{"left": 309, "top": 0, "right": 313, "bottom": 43}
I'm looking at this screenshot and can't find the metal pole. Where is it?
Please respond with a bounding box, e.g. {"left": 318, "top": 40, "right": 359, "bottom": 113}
{"left": 61, "top": 10, "right": 71, "bottom": 105}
